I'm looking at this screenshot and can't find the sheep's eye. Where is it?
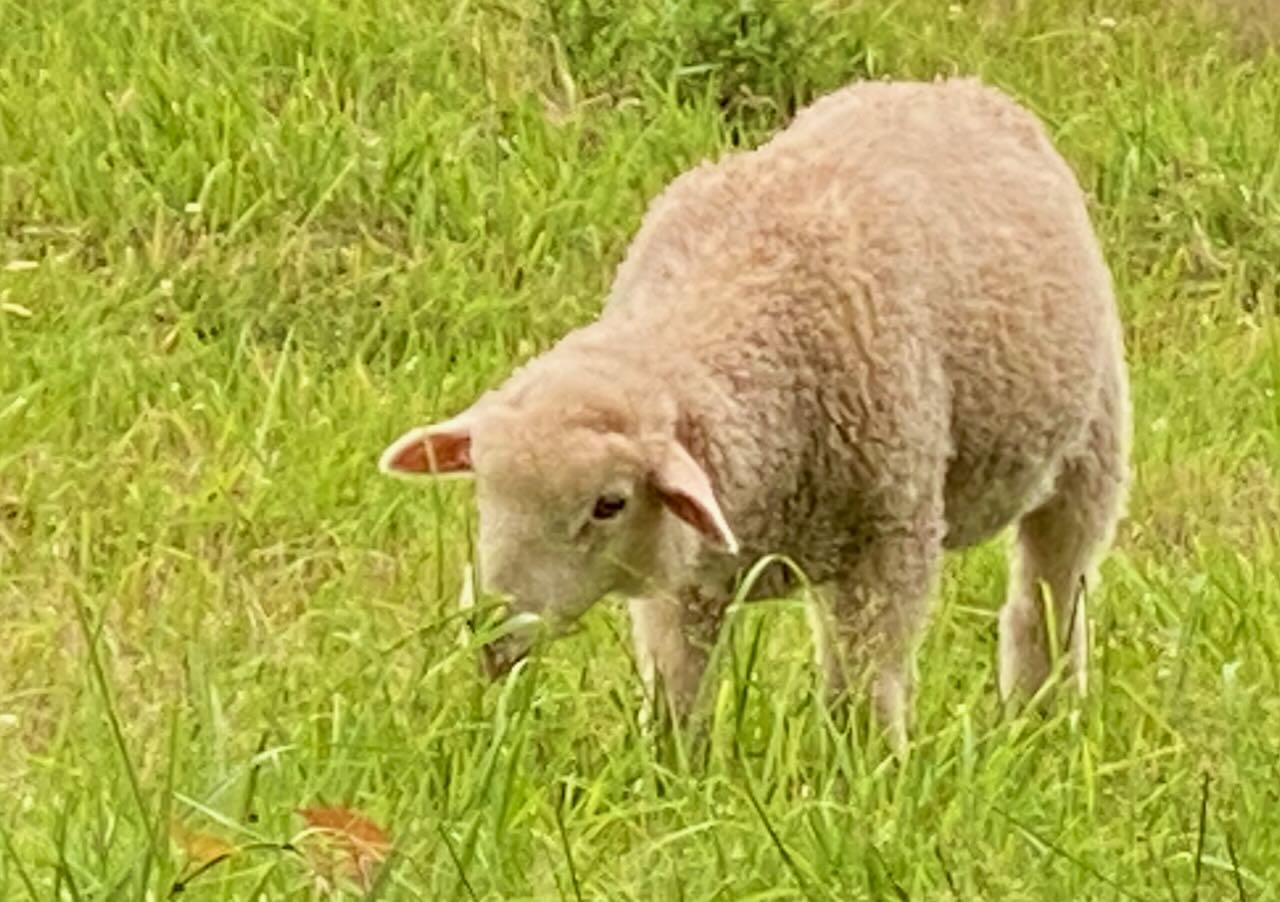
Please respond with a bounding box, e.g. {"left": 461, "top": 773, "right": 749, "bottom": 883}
{"left": 591, "top": 494, "right": 627, "bottom": 521}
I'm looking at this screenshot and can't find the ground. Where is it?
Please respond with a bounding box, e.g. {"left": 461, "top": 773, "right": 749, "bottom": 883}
{"left": 2, "top": 0, "right": 1279, "bottom": 898}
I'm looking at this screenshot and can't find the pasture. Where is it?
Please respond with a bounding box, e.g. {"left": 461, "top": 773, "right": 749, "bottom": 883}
{"left": 2, "top": 0, "right": 1279, "bottom": 898}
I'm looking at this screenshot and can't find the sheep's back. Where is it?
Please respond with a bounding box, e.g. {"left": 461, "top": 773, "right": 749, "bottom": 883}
{"left": 603, "top": 78, "right": 1122, "bottom": 550}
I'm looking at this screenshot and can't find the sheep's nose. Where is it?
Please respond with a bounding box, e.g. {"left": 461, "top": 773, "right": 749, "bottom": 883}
{"left": 479, "top": 634, "right": 526, "bottom": 680}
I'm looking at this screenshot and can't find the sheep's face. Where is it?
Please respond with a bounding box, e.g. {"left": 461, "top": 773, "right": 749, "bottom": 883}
{"left": 379, "top": 387, "right": 737, "bottom": 679}
{"left": 469, "top": 424, "right": 668, "bottom": 675}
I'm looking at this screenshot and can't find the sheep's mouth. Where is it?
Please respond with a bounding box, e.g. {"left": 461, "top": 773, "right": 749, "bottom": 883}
{"left": 458, "top": 564, "right": 511, "bottom": 678}
{"left": 456, "top": 564, "right": 552, "bottom": 680}
{"left": 479, "top": 634, "right": 529, "bottom": 680}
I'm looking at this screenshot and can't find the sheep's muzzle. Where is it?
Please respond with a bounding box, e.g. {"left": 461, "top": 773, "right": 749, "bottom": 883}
{"left": 479, "top": 634, "right": 528, "bottom": 680}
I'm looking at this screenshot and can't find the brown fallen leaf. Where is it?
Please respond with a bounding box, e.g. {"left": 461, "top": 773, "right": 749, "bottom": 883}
{"left": 296, "top": 805, "right": 392, "bottom": 891}
{"left": 170, "top": 819, "right": 236, "bottom": 866}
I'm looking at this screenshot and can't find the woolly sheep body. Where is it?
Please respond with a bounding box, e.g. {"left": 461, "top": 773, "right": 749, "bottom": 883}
{"left": 380, "top": 77, "right": 1131, "bottom": 751}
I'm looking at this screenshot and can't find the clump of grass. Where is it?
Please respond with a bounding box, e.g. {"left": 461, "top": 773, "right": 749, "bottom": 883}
{"left": 540, "top": 0, "right": 884, "bottom": 130}
{"left": 1, "top": 0, "right": 1279, "bottom": 898}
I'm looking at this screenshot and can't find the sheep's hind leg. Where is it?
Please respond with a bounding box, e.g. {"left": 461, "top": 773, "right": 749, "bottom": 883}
{"left": 998, "top": 411, "right": 1128, "bottom": 707}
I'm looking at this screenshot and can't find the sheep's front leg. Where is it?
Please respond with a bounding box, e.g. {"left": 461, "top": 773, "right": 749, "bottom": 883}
{"left": 812, "top": 529, "right": 942, "bottom": 754}
{"left": 628, "top": 589, "right": 727, "bottom": 727}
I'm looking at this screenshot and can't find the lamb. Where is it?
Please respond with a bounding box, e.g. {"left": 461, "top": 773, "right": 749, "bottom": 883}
{"left": 378, "top": 76, "right": 1131, "bottom": 751}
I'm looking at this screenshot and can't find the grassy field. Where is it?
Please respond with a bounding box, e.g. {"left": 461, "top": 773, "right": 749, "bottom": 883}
{"left": 3, "top": 0, "right": 1279, "bottom": 898}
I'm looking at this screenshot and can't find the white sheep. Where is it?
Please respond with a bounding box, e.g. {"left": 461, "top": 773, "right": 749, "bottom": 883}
{"left": 379, "top": 77, "right": 1131, "bottom": 751}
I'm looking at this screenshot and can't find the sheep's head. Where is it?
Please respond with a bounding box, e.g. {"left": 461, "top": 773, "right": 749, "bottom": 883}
{"left": 378, "top": 368, "right": 737, "bottom": 679}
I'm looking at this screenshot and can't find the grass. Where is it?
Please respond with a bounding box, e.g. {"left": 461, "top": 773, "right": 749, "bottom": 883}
{"left": 2, "top": 0, "right": 1279, "bottom": 897}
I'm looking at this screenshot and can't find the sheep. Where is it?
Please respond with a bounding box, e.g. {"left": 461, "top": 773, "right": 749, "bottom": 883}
{"left": 378, "top": 76, "right": 1131, "bottom": 751}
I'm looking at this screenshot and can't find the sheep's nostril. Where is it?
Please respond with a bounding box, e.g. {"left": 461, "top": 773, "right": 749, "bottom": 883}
{"left": 479, "top": 637, "right": 525, "bottom": 680}
{"left": 479, "top": 642, "right": 502, "bottom": 679}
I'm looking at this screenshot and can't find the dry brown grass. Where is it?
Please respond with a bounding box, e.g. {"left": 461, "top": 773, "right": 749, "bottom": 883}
{"left": 1200, "top": 0, "right": 1280, "bottom": 51}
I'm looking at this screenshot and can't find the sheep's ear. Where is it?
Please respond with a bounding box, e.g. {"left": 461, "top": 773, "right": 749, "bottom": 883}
{"left": 651, "top": 441, "right": 739, "bottom": 554}
{"left": 378, "top": 415, "right": 474, "bottom": 479}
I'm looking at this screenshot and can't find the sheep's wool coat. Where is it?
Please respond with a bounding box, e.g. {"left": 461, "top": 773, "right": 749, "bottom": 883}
{"left": 603, "top": 78, "right": 1127, "bottom": 565}
{"left": 387, "top": 77, "right": 1131, "bottom": 748}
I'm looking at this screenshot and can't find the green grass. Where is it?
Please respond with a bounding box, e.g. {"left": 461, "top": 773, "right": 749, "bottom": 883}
{"left": 2, "top": 0, "right": 1279, "bottom": 897}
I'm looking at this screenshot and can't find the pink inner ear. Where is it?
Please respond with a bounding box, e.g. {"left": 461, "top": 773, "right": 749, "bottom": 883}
{"left": 652, "top": 441, "right": 739, "bottom": 554}
{"left": 661, "top": 491, "right": 721, "bottom": 542}
{"left": 381, "top": 425, "right": 472, "bottom": 475}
